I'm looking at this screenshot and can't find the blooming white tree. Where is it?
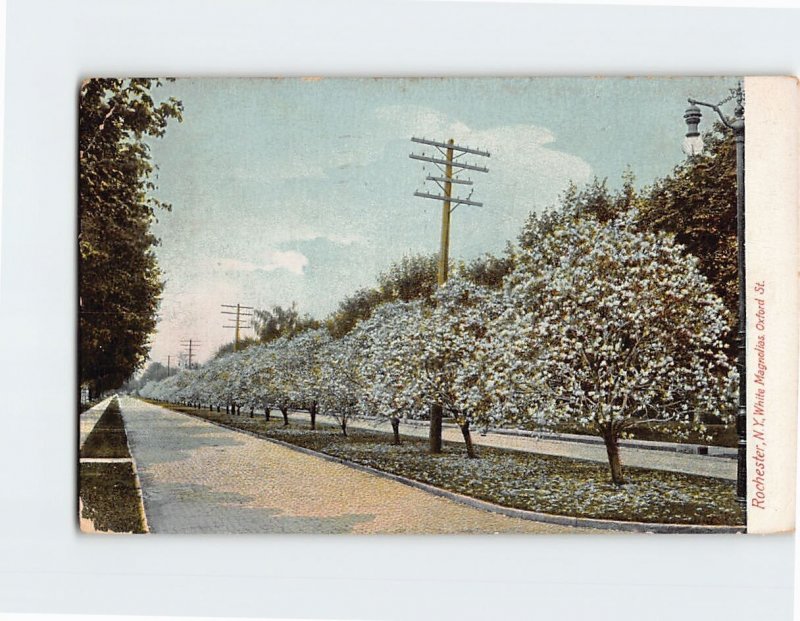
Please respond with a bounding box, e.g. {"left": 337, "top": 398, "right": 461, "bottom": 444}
{"left": 236, "top": 340, "right": 293, "bottom": 424}
{"left": 503, "top": 209, "right": 735, "bottom": 484}
{"left": 283, "top": 328, "right": 331, "bottom": 429}
{"left": 317, "top": 328, "right": 371, "bottom": 436}
{"left": 185, "top": 357, "right": 223, "bottom": 410}
{"left": 411, "top": 276, "right": 508, "bottom": 458}
{"left": 225, "top": 345, "right": 271, "bottom": 416}
{"left": 351, "top": 300, "right": 427, "bottom": 443}
{"left": 140, "top": 368, "right": 195, "bottom": 404}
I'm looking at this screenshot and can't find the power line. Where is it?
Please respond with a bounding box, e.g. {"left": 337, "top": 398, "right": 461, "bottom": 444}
{"left": 221, "top": 303, "right": 254, "bottom": 352}
{"left": 179, "top": 339, "right": 201, "bottom": 369}
{"left": 409, "top": 136, "right": 490, "bottom": 284}
{"left": 411, "top": 136, "right": 491, "bottom": 157}
{"left": 409, "top": 136, "right": 490, "bottom": 455}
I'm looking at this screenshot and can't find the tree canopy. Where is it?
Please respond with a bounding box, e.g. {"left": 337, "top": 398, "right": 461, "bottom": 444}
{"left": 254, "top": 303, "right": 320, "bottom": 343}
{"left": 640, "top": 125, "right": 738, "bottom": 317}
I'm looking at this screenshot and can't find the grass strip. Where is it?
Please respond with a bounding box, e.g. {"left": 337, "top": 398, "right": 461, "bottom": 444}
{"left": 79, "top": 461, "right": 146, "bottom": 533}
{"left": 154, "top": 402, "right": 745, "bottom": 526}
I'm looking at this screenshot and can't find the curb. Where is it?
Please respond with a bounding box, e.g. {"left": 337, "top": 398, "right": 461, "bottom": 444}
{"left": 163, "top": 403, "right": 746, "bottom": 535}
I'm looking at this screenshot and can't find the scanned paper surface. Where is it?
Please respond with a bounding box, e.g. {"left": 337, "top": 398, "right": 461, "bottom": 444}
{"left": 78, "top": 77, "right": 797, "bottom": 534}
{"left": 744, "top": 76, "right": 798, "bottom": 534}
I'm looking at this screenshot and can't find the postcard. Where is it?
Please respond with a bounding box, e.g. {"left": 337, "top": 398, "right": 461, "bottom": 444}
{"left": 77, "top": 76, "right": 798, "bottom": 534}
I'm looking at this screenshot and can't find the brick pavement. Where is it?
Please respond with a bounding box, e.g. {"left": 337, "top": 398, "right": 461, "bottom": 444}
{"left": 119, "top": 397, "right": 588, "bottom": 534}
{"left": 283, "top": 411, "right": 736, "bottom": 481}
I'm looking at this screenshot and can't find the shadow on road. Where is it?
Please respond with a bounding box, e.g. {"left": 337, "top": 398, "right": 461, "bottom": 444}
{"left": 143, "top": 481, "right": 375, "bottom": 534}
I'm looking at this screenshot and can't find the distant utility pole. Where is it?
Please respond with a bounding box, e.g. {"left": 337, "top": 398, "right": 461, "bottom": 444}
{"left": 409, "top": 136, "right": 490, "bottom": 452}
{"left": 221, "top": 303, "right": 254, "bottom": 352}
{"left": 180, "top": 339, "right": 201, "bottom": 369}
{"left": 167, "top": 355, "right": 171, "bottom": 376}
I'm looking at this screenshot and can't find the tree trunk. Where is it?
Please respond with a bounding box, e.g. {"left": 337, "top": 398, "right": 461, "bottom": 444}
{"left": 264, "top": 405, "right": 271, "bottom": 422}
{"left": 280, "top": 406, "right": 289, "bottom": 426}
{"left": 340, "top": 417, "right": 348, "bottom": 437}
{"left": 226, "top": 404, "right": 230, "bottom": 415}
{"left": 391, "top": 417, "right": 401, "bottom": 445}
{"left": 216, "top": 405, "right": 220, "bottom": 412}
{"left": 460, "top": 421, "right": 477, "bottom": 458}
{"left": 249, "top": 407, "right": 254, "bottom": 418}
{"left": 429, "top": 403, "right": 443, "bottom": 453}
{"left": 603, "top": 428, "right": 625, "bottom": 485}
{"left": 310, "top": 403, "right": 317, "bottom": 430}
{"left": 209, "top": 404, "right": 213, "bottom": 411}
{"left": 236, "top": 404, "right": 241, "bottom": 416}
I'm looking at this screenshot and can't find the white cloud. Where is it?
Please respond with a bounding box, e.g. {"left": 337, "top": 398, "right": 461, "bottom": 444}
{"left": 375, "top": 104, "right": 594, "bottom": 253}
{"left": 215, "top": 249, "right": 309, "bottom": 275}
{"left": 374, "top": 104, "right": 592, "bottom": 203}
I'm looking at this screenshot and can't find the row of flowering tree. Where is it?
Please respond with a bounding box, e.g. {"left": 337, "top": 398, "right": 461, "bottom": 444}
{"left": 139, "top": 208, "right": 736, "bottom": 484}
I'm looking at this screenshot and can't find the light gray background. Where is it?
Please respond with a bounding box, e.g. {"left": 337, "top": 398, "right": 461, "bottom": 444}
{"left": 0, "top": 1, "right": 797, "bottom": 620}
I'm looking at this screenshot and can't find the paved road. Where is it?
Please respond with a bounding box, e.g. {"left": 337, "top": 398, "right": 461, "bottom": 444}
{"left": 283, "top": 411, "right": 736, "bottom": 481}
{"left": 119, "top": 397, "right": 587, "bottom": 534}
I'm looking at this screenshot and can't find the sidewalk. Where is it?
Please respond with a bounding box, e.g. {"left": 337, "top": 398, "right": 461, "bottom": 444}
{"left": 79, "top": 395, "right": 114, "bottom": 449}
{"left": 283, "top": 410, "right": 736, "bottom": 481}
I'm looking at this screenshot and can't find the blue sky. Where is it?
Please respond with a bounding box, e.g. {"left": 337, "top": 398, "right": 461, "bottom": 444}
{"left": 144, "top": 77, "right": 739, "bottom": 366}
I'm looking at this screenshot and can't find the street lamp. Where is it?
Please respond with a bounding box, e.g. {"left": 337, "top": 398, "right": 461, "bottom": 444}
{"left": 683, "top": 83, "right": 746, "bottom": 506}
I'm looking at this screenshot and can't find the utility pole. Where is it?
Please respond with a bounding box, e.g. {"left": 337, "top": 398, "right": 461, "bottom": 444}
{"left": 180, "top": 339, "right": 201, "bottom": 369}
{"left": 167, "top": 355, "right": 171, "bottom": 377}
{"left": 409, "top": 136, "right": 490, "bottom": 452}
{"left": 221, "top": 303, "right": 254, "bottom": 352}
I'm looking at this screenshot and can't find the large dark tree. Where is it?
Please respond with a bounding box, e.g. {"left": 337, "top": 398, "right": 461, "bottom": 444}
{"left": 640, "top": 125, "right": 737, "bottom": 318}
{"left": 79, "top": 79, "right": 183, "bottom": 397}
